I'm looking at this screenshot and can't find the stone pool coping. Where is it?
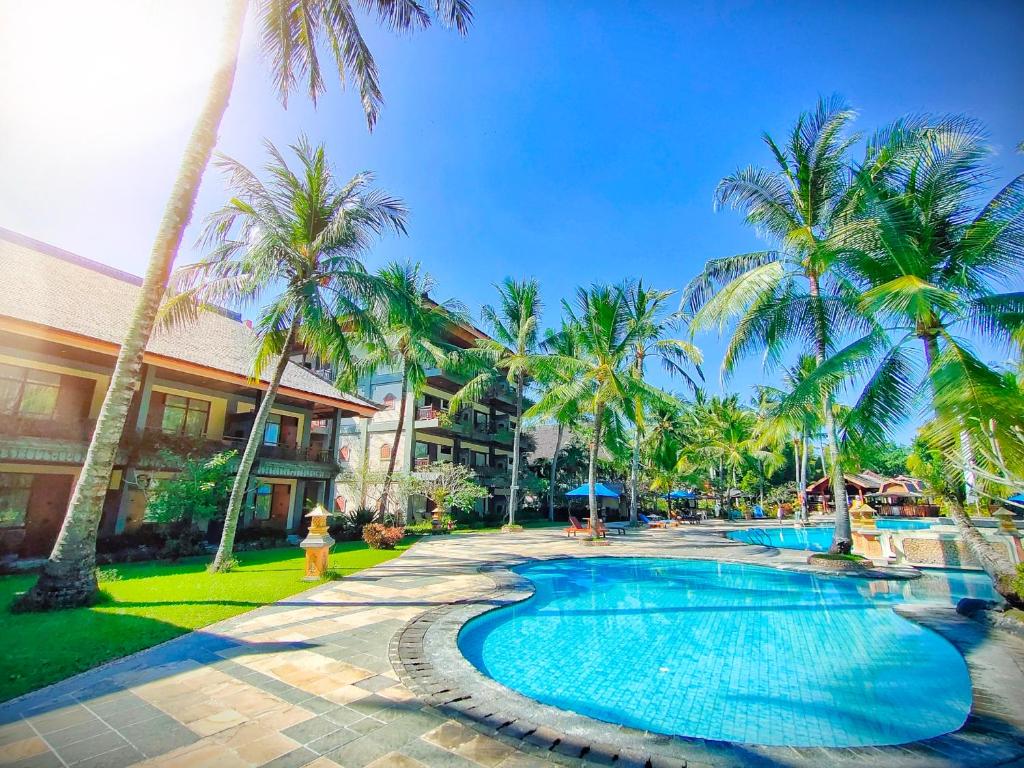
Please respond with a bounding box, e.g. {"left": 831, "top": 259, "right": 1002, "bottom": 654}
{"left": 391, "top": 550, "right": 1024, "bottom": 768}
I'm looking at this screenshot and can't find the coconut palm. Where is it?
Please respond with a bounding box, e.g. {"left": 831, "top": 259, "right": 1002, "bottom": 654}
{"left": 21, "top": 0, "right": 472, "bottom": 609}
{"left": 835, "top": 118, "right": 1024, "bottom": 598}
{"left": 756, "top": 354, "right": 823, "bottom": 522}
{"left": 681, "top": 95, "right": 870, "bottom": 552}
{"left": 529, "top": 285, "right": 674, "bottom": 536}
{"left": 165, "top": 138, "right": 404, "bottom": 573}
{"left": 450, "top": 279, "right": 542, "bottom": 527}
{"left": 342, "top": 261, "right": 465, "bottom": 519}
{"left": 536, "top": 321, "right": 581, "bottom": 521}
{"left": 622, "top": 281, "right": 703, "bottom": 524}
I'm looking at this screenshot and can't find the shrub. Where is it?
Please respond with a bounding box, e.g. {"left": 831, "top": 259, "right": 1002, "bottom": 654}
{"left": 362, "top": 523, "right": 405, "bottom": 549}
{"left": 404, "top": 520, "right": 435, "bottom": 536}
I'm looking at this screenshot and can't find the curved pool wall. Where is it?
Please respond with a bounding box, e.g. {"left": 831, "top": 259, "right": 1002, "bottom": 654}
{"left": 458, "top": 557, "right": 974, "bottom": 747}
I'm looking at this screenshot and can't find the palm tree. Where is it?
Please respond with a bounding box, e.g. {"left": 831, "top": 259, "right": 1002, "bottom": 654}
{"left": 451, "top": 279, "right": 542, "bottom": 527}
{"left": 682, "top": 95, "right": 869, "bottom": 553}
{"left": 756, "top": 354, "right": 822, "bottom": 522}
{"left": 622, "top": 281, "right": 702, "bottom": 524}
{"left": 20, "top": 0, "right": 472, "bottom": 609}
{"left": 537, "top": 321, "right": 581, "bottom": 521}
{"left": 529, "top": 285, "right": 674, "bottom": 536}
{"left": 837, "top": 118, "right": 1024, "bottom": 598}
{"left": 343, "top": 261, "right": 465, "bottom": 519}
{"left": 168, "top": 138, "right": 403, "bottom": 573}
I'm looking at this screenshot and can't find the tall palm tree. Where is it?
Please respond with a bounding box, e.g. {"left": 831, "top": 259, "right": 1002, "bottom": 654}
{"left": 21, "top": 0, "right": 472, "bottom": 609}
{"left": 343, "top": 261, "right": 465, "bottom": 518}
{"left": 167, "top": 138, "right": 403, "bottom": 573}
{"left": 529, "top": 285, "right": 674, "bottom": 536}
{"left": 451, "top": 279, "right": 542, "bottom": 527}
{"left": 836, "top": 118, "right": 1024, "bottom": 598}
{"left": 537, "top": 321, "right": 581, "bottom": 521}
{"left": 682, "top": 95, "right": 869, "bottom": 553}
{"left": 756, "top": 354, "right": 822, "bottom": 522}
{"left": 622, "top": 281, "right": 702, "bottom": 524}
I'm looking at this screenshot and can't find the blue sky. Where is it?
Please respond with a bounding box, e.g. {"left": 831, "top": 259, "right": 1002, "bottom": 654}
{"left": 2, "top": 0, "right": 1022, "bottom": 439}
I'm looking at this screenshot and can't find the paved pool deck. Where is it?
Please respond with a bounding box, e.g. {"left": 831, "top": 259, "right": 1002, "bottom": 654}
{"left": 2, "top": 524, "right": 1023, "bottom": 768}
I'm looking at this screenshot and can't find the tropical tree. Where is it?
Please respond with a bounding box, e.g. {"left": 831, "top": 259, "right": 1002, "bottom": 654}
{"left": 450, "top": 279, "right": 542, "bottom": 527}
{"left": 20, "top": 0, "right": 472, "bottom": 609}
{"left": 622, "top": 281, "right": 702, "bottom": 524}
{"left": 166, "top": 138, "right": 404, "bottom": 573}
{"left": 533, "top": 322, "right": 582, "bottom": 520}
{"left": 414, "top": 462, "right": 489, "bottom": 518}
{"left": 756, "top": 354, "right": 822, "bottom": 521}
{"left": 342, "top": 261, "right": 464, "bottom": 519}
{"left": 835, "top": 117, "right": 1024, "bottom": 598}
{"left": 529, "top": 285, "right": 674, "bottom": 537}
{"left": 682, "top": 95, "right": 870, "bottom": 552}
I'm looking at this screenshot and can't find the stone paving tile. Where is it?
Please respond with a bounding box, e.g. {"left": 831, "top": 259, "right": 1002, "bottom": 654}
{"left": 3, "top": 527, "right": 1023, "bottom": 768}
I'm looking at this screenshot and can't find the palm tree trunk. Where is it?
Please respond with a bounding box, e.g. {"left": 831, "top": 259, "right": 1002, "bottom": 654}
{"left": 806, "top": 271, "right": 852, "bottom": 553}
{"left": 920, "top": 332, "right": 1019, "bottom": 600}
{"left": 800, "top": 435, "right": 810, "bottom": 522}
{"left": 588, "top": 402, "right": 606, "bottom": 536}
{"left": 508, "top": 375, "right": 524, "bottom": 526}
{"left": 16, "top": 0, "right": 248, "bottom": 610}
{"left": 379, "top": 362, "right": 409, "bottom": 517}
{"left": 548, "top": 422, "right": 563, "bottom": 521}
{"left": 629, "top": 424, "right": 641, "bottom": 525}
{"left": 211, "top": 318, "right": 299, "bottom": 572}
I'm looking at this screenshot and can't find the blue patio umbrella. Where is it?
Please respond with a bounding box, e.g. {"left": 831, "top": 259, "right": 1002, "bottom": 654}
{"left": 665, "top": 490, "right": 696, "bottom": 499}
{"left": 566, "top": 482, "right": 619, "bottom": 498}
{"left": 1008, "top": 493, "right": 1024, "bottom": 503}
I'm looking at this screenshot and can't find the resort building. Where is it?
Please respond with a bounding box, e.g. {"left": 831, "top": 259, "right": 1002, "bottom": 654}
{"left": 0, "top": 229, "right": 376, "bottom": 559}
{"left": 319, "top": 313, "right": 520, "bottom": 519}
{"left": 804, "top": 470, "right": 937, "bottom": 516}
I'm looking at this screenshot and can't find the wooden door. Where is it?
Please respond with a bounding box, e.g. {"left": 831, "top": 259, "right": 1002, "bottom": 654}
{"left": 270, "top": 484, "right": 291, "bottom": 528}
{"left": 21, "top": 474, "right": 74, "bottom": 557}
{"left": 280, "top": 416, "right": 299, "bottom": 448}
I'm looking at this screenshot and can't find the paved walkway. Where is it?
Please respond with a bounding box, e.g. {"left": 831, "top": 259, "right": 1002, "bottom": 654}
{"left": 1, "top": 525, "right": 1022, "bottom": 768}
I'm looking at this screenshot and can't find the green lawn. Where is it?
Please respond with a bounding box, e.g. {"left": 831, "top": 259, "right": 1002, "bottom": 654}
{"left": 0, "top": 540, "right": 412, "bottom": 703}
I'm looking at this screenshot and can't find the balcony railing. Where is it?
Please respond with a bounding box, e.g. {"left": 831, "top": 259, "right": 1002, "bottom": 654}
{"left": 0, "top": 415, "right": 96, "bottom": 441}
{"left": 416, "top": 405, "right": 444, "bottom": 421}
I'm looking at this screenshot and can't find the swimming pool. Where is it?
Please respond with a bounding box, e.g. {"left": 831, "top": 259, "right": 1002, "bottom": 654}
{"left": 727, "top": 521, "right": 937, "bottom": 552}
{"left": 458, "top": 557, "right": 975, "bottom": 747}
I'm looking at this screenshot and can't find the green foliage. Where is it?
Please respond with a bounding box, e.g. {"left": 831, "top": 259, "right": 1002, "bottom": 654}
{"left": 144, "top": 450, "right": 236, "bottom": 526}
{"left": 413, "top": 461, "right": 489, "bottom": 514}
{"left": 854, "top": 439, "right": 911, "bottom": 477}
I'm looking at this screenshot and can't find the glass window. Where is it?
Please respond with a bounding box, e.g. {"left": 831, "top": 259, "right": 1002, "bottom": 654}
{"left": 161, "top": 394, "right": 209, "bottom": 437}
{"left": 254, "top": 484, "right": 272, "bottom": 520}
{"left": 263, "top": 418, "right": 281, "bottom": 445}
{"left": 0, "top": 364, "right": 60, "bottom": 418}
{"left": 380, "top": 443, "right": 391, "bottom": 460}
{"left": 0, "top": 473, "right": 33, "bottom": 528}
{"left": 382, "top": 393, "right": 397, "bottom": 410}
{"left": 414, "top": 442, "right": 429, "bottom": 459}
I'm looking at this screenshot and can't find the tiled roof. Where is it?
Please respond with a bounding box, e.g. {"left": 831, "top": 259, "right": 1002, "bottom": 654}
{"left": 0, "top": 228, "right": 375, "bottom": 412}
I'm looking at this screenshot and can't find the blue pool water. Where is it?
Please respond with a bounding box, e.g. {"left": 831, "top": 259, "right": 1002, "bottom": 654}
{"left": 458, "top": 557, "right": 978, "bottom": 747}
{"left": 728, "top": 522, "right": 936, "bottom": 552}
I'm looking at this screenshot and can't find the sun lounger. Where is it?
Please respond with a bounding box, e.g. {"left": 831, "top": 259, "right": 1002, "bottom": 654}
{"left": 639, "top": 513, "right": 672, "bottom": 529}
{"left": 566, "top": 515, "right": 607, "bottom": 538}
{"left": 605, "top": 521, "right": 629, "bottom": 535}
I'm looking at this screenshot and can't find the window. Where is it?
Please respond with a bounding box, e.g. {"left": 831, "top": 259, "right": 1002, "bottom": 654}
{"left": 380, "top": 443, "right": 391, "bottom": 460}
{"left": 339, "top": 445, "right": 351, "bottom": 462}
{"left": 263, "top": 414, "right": 281, "bottom": 445}
{"left": 414, "top": 442, "right": 430, "bottom": 459}
{"left": 254, "top": 484, "right": 272, "bottom": 520}
{"left": 335, "top": 495, "right": 347, "bottom": 513}
{"left": 473, "top": 451, "right": 488, "bottom": 467}
{"left": 161, "top": 394, "right": 210, "bottom": 437}
{"left": 0, "top": 363, "right": 61, "bottom": 418}
{"left": 0, "top": 473, "right": 32, "bottom": 528}
{"left": 382, "top": 393, "right": 397, "bottom": 410}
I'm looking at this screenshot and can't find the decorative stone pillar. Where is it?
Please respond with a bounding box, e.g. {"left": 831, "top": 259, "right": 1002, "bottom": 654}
{"left": 300, "top": 504, "right": 334, "bottom": 582}
{"left": 994, "top": 508, "right": 1023, "bottom": 564}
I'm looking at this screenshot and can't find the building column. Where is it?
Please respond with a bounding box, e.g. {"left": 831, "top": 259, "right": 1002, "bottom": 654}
{"left": 289, "top": 479, "right": 306, "bottom": 531}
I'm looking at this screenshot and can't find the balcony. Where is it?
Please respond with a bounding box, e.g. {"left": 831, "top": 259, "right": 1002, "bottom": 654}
{"left": 0, "top": 415, "right": 97, "bottom": 464}
{"left": 0, "top": 415, "right": 96, "bottom": 442}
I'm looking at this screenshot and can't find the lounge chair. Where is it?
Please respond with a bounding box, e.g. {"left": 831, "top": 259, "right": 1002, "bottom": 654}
{"left": 605, "top": 521, "right": 629, "bottom": 535}
{"left": 752, "top": 505, "right": 767, "bottom": 520}
{"left": 566, "top": 515, "right": 607, "bottom": 538}
{"left": 639, "top": 513, "right": 671, "bottom": 529}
